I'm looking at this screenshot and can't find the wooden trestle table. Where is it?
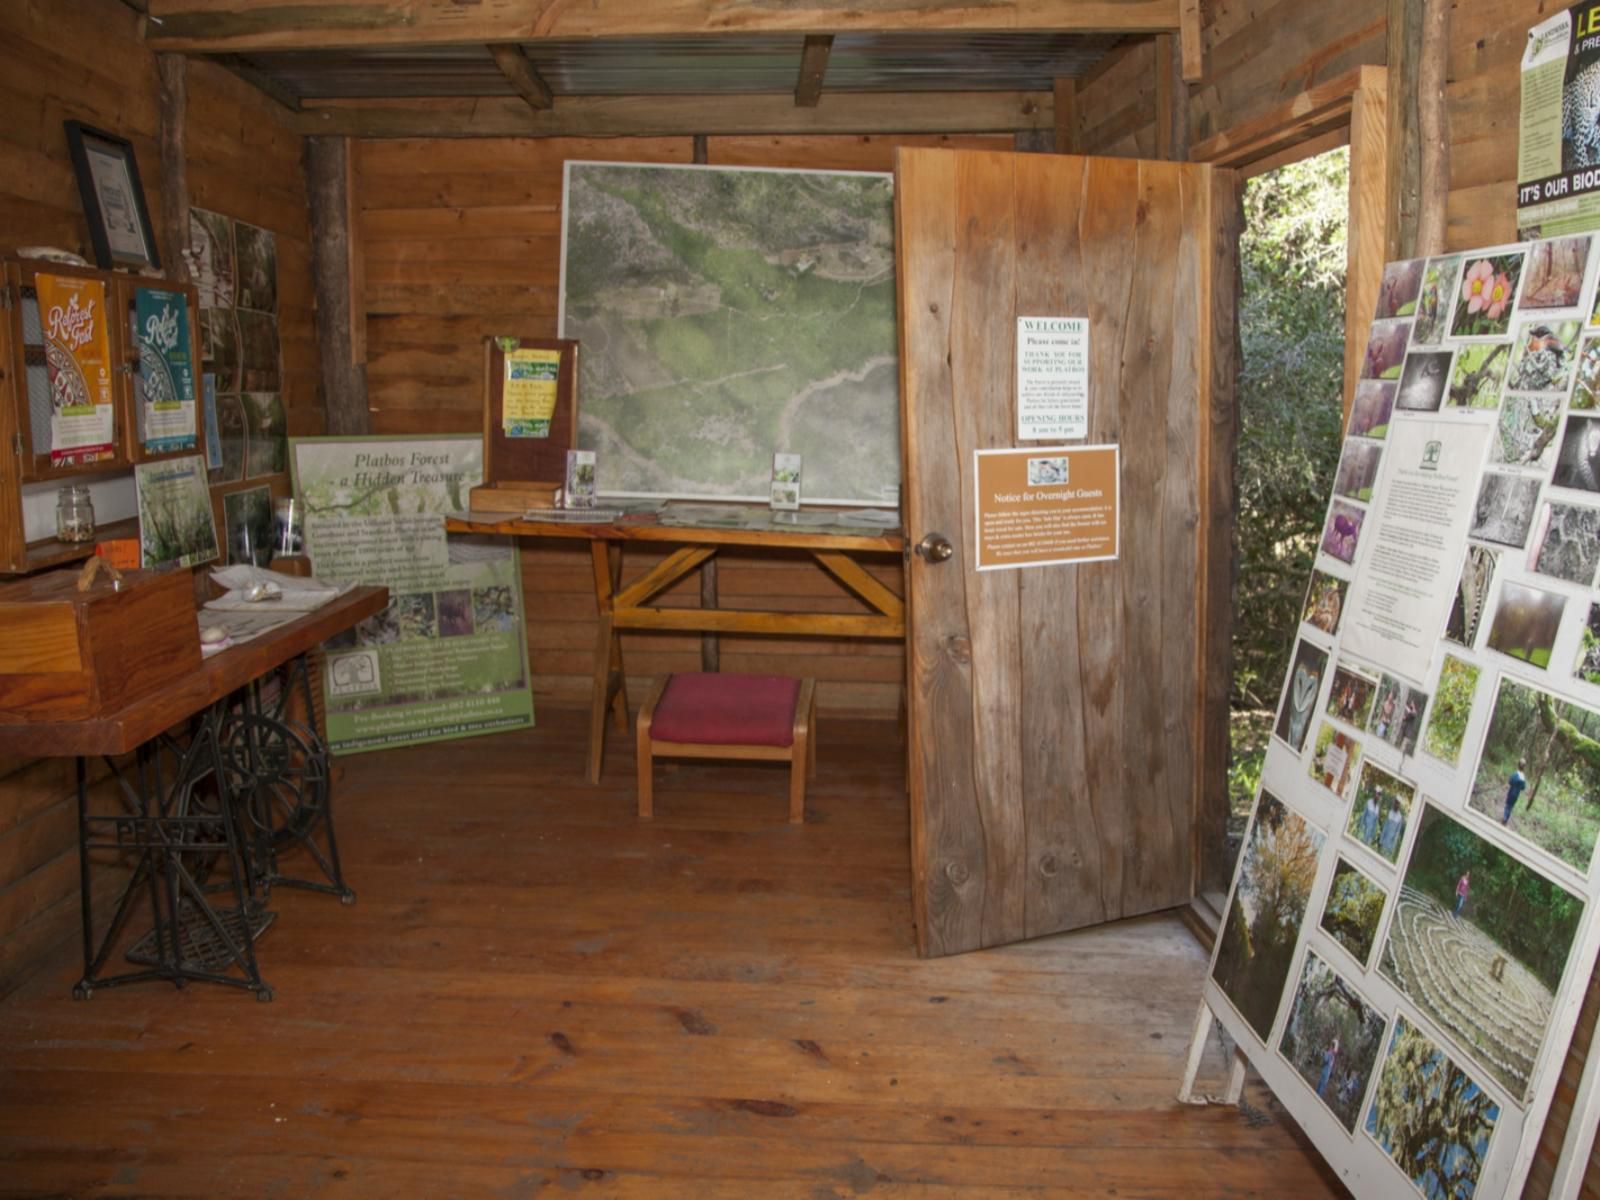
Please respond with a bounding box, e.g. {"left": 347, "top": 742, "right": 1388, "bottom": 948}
{"left": 444, "top": 511, "right": 905, "bottom": 783}
{"left": 0, "top": 585, "right": 388, "bottom": 1000}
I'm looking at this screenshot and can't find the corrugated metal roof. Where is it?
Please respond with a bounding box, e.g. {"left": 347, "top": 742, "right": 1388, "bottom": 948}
{"left": 239, "top": 32, "right": 1122, "bottom": 101}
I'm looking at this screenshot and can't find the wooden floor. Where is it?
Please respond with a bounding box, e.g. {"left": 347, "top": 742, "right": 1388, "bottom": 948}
{"left": 0, "top": 707, "right": 1345, "bottom": 1198}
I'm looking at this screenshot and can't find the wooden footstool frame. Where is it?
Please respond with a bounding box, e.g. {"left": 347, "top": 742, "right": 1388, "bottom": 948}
{"left": 636, "top": 675, "right": 816, "bottom": 823}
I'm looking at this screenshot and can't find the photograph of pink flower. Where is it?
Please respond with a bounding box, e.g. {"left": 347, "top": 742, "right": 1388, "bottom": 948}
{"left": 1450, "top": 252, "right": 1525, "bottom": 338}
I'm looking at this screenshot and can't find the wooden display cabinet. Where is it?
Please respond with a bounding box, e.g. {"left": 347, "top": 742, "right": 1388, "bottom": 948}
{"left": 0, "top": 260, "right": 206, "bottom": 575}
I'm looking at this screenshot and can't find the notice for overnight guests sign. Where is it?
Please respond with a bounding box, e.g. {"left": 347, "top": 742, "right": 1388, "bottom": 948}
{"left": 973, "top": 444, "right": 1119, "bottom": 571}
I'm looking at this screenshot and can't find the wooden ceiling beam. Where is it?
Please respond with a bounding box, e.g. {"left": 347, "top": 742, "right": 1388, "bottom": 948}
{"left": 794, "top": 35, "right": 833, "bottom": 108}
{"left": 211, "top": 53, "right": 302, "bottom": 111}
{"left": 294, "top": 91, "right": 1051, "bottom": 139}
{"left": 488, "top": 43, "right": 554, "bottom": 111}
{"left": 142, "top": 0, "right": 1181, "bottom": 53}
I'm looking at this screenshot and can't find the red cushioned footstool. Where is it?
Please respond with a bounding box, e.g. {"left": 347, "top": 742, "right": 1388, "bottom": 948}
{"left": 636, "top": 673, "right": 816, "bottom": 823}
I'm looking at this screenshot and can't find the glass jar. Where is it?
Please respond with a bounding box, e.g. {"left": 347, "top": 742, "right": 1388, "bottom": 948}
{"left": 56, "top": 484, "right": 95, "bottom": 543}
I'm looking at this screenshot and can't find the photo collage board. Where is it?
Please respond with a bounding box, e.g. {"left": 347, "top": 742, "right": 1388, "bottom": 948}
{"left": 1205, "top": 234, "right": 1600, "bottom": 1198}
{"left": 188, "top": 205, "right": 289, "bottom": 565}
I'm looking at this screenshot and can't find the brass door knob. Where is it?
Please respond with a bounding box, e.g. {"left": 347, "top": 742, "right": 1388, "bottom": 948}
{"left": 915, "top": 532, "right": 954, "bottom": 563}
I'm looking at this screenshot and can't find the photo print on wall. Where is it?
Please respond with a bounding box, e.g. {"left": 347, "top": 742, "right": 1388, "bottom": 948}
{"left": 1319, "top": 856, "right": 1389, "bottom": 970}
{"left": 1278, "top": 951, "right": 1389, "bottom": 1134}
{"left": 1303, "top": 571, "right": 1349, "bottom": 635}
{"left": 1492, "top": 392, "right": 1564, "bottom": 468}
{"left": 1322, "top": 499, "right": 1365, "bottom": 564}
{"left": 1411, "top": 256, "right": 1461, "bottom": 346}
{"left": 1365, "top": 1015, "right": 1500, "bottom": 1200}
{"left": 1379, "top": 803, "right": 1583, "bottom": 1103}
{"left": 1421, "top": 654, "right": 1481, "bottom": 767}
{"left": 1375, "top": 258, "right": 1424, "bottom": 319}
{"left": 1445, "top": 546, "right": 1498, "bottom": 649}
{"left": 1362, "top": 320, "right": 1411, "bottom": 380}
{"left": 1521, "top": 235, "right": 1592, "bottom": 308}
{"left": 1349, "top": 381, "right": 1398, "bottom": 439}
{"left": 1396, "top": 350, "right": 1453, "bottom": 412}
{"left": 1327, "top": 661, "right": 1379, "bottom": 729}
{"left": 1486, "top": 580, "right": 1567, "bottom": 669}
{"left": 1529, "top": 501, "right": 1600, "bottom": 585}
{"left": 1468, "top": 677, "right": 1600, "bottom": 872}
{"left": 1450, "top": 251, "right": 1525, "bottom": 339}
{"left": 1553, "top": 414, "right": 1600, "bottom": 492}
{"left": 1506, "top": 318, "right": 1582, "bottom": 393}
{"left": 1212, "top": 791, "right": 1327, "bottom": 1041}
{"left": 1448, "top": 342, "right": 1512, "bottom": 408}
{"left": 1308, "top": 722, "right": 1362, "bottom": 801}
{"left": 1276, "top": 638, "right": 1329, "bottom": 754}
{"left": 1469, "top": 472, "right": 1543, "bottom": 547}
{"left": 1345, "top": 761, "right": 1415, "bottom": 865}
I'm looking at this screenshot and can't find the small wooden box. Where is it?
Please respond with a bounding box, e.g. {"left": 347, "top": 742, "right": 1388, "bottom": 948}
{"left": 0, "top": 566, "right": 201, "bottom": 721}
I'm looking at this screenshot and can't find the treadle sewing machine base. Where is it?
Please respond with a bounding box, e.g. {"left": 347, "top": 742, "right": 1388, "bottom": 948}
{"left": 0, "top": 585, "right": 387, "bottom": 1001}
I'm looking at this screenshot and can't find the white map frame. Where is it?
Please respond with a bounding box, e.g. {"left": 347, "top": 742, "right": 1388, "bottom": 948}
{"left": 557, "top": 159, "right": 900, "bottom": 507}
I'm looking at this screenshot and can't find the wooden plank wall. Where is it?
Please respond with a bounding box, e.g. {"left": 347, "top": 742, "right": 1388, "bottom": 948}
{"left": 356, "top": 131, "right": 1010, "bottom": 715}
{"left": 1078, "top": 0, "right": 1386, "bottom": 159}
{"left": 0, "top": 0, "right": 320, "bottom": 997}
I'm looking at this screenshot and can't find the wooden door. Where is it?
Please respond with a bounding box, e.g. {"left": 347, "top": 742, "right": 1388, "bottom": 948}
{"left": 897, "top": 147, "right": 1224, "bottom": 957}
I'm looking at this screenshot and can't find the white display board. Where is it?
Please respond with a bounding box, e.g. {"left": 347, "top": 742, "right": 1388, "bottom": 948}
{"left": 1198, "top": 235, "right": 1600, "bottom": 1198}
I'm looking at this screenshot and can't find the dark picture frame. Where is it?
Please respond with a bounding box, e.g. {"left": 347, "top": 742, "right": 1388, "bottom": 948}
{"left": 63, "top": 120, "right": 160, "bottom": 271}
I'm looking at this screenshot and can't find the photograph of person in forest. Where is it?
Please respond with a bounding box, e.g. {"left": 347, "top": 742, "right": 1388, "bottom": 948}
{"left": 1366, "top": 1015, "right": 1500, "bottom": 1200}
{"left": 1345, "top": 761, "right": 1416, "bottom": 864}
{"left": 1379, "top": 803, "right": 1584, "bottom": 1102}
{"left": 1327, "top": 663, "right": 1378, "bottom": 729}
{"left": 1468, "top": 677, "right": 1600, "bottom": 871}
{"left": 1212, "top": 791, "right": 1326, "bottom": 1041}
{"left": 1318, "top": 856, "right": 1389, "bottom": 968}
{"left": 1278, "top": 952, "right": 1387, "bottom": 1132}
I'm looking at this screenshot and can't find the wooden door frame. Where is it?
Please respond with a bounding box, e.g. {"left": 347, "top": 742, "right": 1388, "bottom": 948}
{"left": 1186, "top": 66, "right": 1390, "bottom": 910}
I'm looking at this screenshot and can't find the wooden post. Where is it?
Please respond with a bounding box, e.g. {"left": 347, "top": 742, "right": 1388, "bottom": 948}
{"left": 1414, "top": 0, "right": 1448, "bottom": 257}
{"left": 1198, "top": 167, "right": 1240, "bottom": 898}
{"left": 1053, "top": 77, "right": 1079, "bottom": 155}
{"left": 795, "top": 35, "right": 833, "bottom": 108}
{"left": 1385, "top": 0, "right": 1422, "bottom": 260}
{"left": 1154, "top": 35, "right": 1189, "bottom": 162}
{"left": 305, "top": 136, "right": 370, "bottom": 436}
{"left": 157, "top": 54, "right": 191, "bottom": 284}
{"left": 700, "top": 558, "right": 720, "bottom": 672}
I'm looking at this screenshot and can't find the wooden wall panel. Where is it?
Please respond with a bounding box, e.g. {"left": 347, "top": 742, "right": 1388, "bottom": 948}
{"left": 357, "top": 133, "right": 997, "bottom": 715}
{"left": 0, "top": 0, "right": 319, "bottom": 996}
{"left": 1078, "top": 0, "right": 1386, "bottom": 159}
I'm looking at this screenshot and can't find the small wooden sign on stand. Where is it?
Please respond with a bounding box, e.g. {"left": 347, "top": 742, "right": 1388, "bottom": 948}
{"left": 469, "top": 336, "right": 579, "bottom": 514}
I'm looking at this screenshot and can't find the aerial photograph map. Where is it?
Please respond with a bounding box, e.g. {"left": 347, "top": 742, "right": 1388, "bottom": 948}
{"left": 560, "top": 162, "right": 900, "bottom": 505}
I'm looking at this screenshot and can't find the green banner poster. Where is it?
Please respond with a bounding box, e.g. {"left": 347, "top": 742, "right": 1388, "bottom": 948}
{"left": 134, "top": 285, "right": 197, "bottom": 453}
{"left": 291, "top": 434, "right": 534, "bottom": 754}
{"left": 1519, "top": 2, "right": 1600, "bottom": 238}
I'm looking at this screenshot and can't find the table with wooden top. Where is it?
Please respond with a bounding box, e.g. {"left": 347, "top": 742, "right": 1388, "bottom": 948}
{"left": 444, "top": 509, "right": 904, "bottom": 783}
{"left": 0, "top": 585, "right": 388, "bottom": 1000}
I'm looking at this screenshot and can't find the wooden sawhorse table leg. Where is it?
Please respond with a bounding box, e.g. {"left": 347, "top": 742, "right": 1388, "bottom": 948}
{"left": 587, "top": 541, "right": 629, "bottom": 784}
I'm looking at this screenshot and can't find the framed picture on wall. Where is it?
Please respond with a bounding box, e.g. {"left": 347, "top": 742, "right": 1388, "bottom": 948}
{"left": 63, "top": 120, "right": 160, "bottom": 270}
